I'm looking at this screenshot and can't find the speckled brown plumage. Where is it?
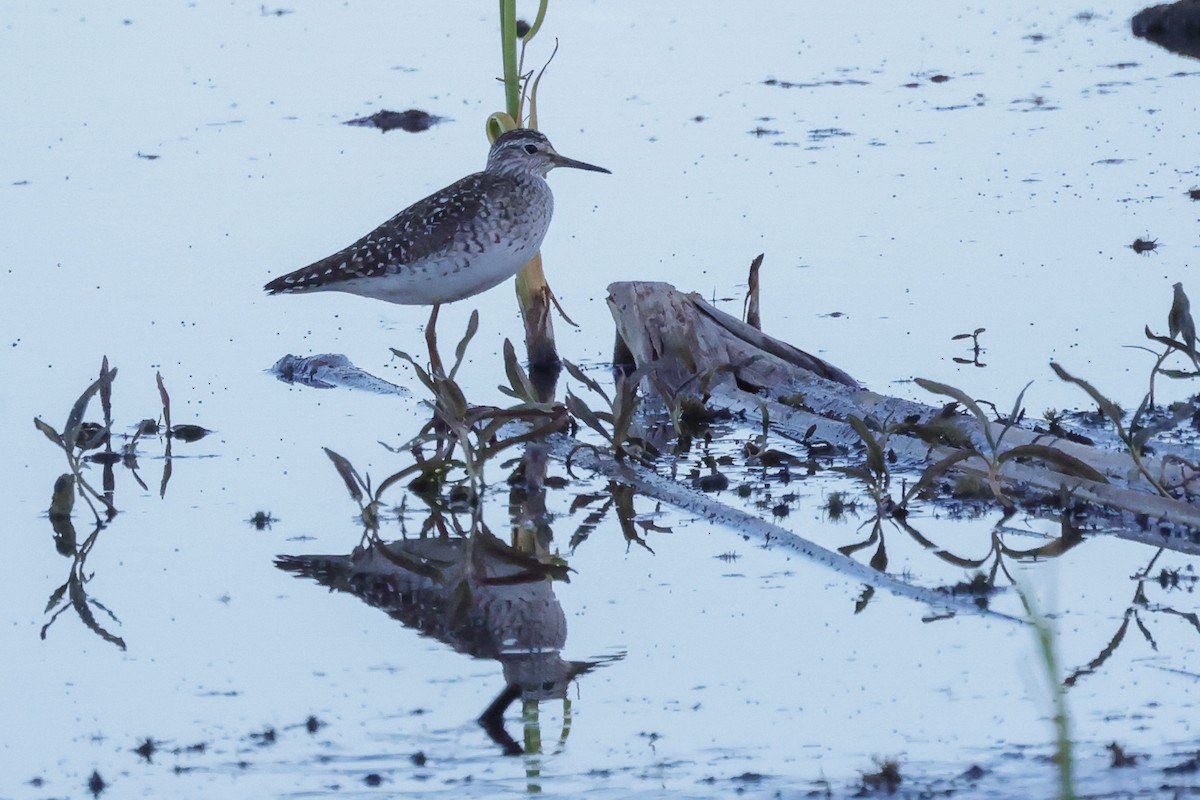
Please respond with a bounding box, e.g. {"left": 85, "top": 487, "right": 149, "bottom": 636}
{"left": 264, "top": 129, "right": 609, "bottom": 307}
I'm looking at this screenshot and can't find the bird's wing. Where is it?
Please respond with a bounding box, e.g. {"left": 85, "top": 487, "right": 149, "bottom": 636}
{"left": 264, "top": 173, "right": 490, "bottom": 294}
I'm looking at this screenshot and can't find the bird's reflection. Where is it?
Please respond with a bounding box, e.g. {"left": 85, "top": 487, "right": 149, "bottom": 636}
{"left": 276, "top": 514, "right": 602, "bottom": 755}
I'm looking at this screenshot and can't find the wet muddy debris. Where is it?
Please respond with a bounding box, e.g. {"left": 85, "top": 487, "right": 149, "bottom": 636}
{"left": 1133, "top": 0, "right": 1200, "bottom": 60}
{"left": 1131, "top": 236, "right": 1160, "bottom": 254}
{"left": 344, "top": 108, "right": 446, "bottom": 133}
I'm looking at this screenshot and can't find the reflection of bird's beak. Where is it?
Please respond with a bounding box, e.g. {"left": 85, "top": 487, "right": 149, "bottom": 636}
{"left": 550, "top": 152, "right": 611, "bottom": 174}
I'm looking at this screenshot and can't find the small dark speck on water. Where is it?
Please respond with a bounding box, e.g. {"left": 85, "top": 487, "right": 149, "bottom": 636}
{"left": 345, "top": 109, "right": 445, "bottom": 133}
{"left": 1130, "top": 237, "right": 1159, "bottom": 254}
{"left": 364, "top": 773, "right": 384, "bottom": 786}
{"left": 134, "top": 738, "right": 156, "bottom": 761}
{"left": 930, "top": 74, "right": 950, "bottom": 83}
{"left": 411, "top": 751, "right": 427, "bottom": 766}
{"left": 1188, "top": 188, "right": 1200, "bottom": 200}
{"left": 136, "top": 151, "right": 159, "bottom": 160}
{"left": 260, "top": 5, "right": 294, "bottom": 16}
{"left": 88, "top": 770, "right": 106, "bottom": 797}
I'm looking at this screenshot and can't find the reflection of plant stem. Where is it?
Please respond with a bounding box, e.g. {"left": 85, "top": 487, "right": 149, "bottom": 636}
{"left": 1014, "top": 581, "right": 1075, "bottom": 800}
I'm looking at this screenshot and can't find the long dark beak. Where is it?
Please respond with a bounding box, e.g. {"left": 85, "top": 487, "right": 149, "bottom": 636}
{"left": 550, "top": 152, "right": 611, "bottom": 174}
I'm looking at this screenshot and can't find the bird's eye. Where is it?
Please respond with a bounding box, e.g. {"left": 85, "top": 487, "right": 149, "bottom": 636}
{"left": 524, "top": 144, "right": 538, "bottom": 154}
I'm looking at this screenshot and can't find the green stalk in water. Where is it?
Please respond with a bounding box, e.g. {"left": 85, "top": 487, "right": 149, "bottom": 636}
{"left": 1016, "top": 581, "right": 1076, "bottom": 800}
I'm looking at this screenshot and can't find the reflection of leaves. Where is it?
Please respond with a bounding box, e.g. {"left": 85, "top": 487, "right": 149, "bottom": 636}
{"left": 371, "top": 536, "right": 448, "bottom": 582}
{"left": 612, "top": 482, "right": 656, "bottom": 553}
{"left": 567, "top": 493, "right": 611, "bottom": 550}
{"left": 854, "top": 585, "right": 875, "bottom": 614}
{"left": 1065, "top": 612, "right": 1130, "bottom": 687}
{"left": 69, "top": 577, "right": 126, "bottom": 651}
{"left": 839, "top": 519, "right": 881, "bottom": 558}
{"left": 41, "top": 519, "right": 127, "bottom": 651}
{"left": 475, "top": 531, "right": 572, "bottom": 583}
{"left": 45, "top": 580, "right": 69, "bottom": 614}
{"left": 49, "top": 474, "right": 77, "bottom": 555}
{"left": 868, "top": 539, "right": 888, "bottom": 572}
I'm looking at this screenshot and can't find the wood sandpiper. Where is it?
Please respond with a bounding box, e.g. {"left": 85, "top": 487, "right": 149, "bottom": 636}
{"left": 264, "top": 128, "right": 609, "bottom": 362}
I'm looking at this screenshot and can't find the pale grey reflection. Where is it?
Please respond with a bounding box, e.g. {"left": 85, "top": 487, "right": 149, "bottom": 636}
{"left": 276, "top": 520, "right": 606, "bottom": 755}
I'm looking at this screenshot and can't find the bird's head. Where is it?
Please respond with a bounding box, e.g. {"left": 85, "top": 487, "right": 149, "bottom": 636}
{"left": 487, "top": 129, "right": 611, "bottom": 179}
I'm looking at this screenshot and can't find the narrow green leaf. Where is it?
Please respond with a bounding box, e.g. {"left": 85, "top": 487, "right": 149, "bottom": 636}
{"left": 847, "top": 415, "right": 886, "bottom": 479}
{"left": 1049, "top": 363, "right": 1124, "bottom": 429}
{"left": 566, "top": 391, "right": 614, "bottom": 442}
{"left": 64, "top": 368, "right": 116, "bottom": 453}
{"left": 323, "top": 447, "right": 364, "bottom": 502}
{"left": 502, "top": 339, "right": 535, "bottom": 402}
{"left": 900, "top": 448, "right": 981, "bottom": 505}
{"left": 156, "top": 371, "right": 171, "bottom": 433}
{"left": 450, "top": 310, "right": 479, "bottom": 381}
{"left": 563, "top": 358, "right": 610, "bottom": 404}
{"left": 522, "top": 0, "right": 549, "bottom": 42}
{"left": 34, "top": 417, "right": 65, "bottom": 450}
{"left": 914, "top": 377, "right": 995, "bottom": 452}
{"left": 99, "top": 356, "right": 113, "bottom": 429}
{"left": 996, "top": 444, "right": 1109, "bottom": 484}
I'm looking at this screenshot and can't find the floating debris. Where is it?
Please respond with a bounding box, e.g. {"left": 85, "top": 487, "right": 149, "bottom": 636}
{"left": 344, "top": 108, "right": 446, "bottom": 133}
{"left": 1130, "top": 237, "right": 1160, "bottom": 254}
{"left": 248, "top": 511, "right": 276, "bottom": 530}
{"left": 763, "top": 77, "right": 869, "bottom": 89}
{"left": 1133, "top": 0, "right": 1200, "bottom": 60}
{"left": 170, "top": 424, "right": 211, "bottom": 442}
{"left": 87, "top": 770, "right": 106, "bottom": 797}
{"left": 270, "top": 353, "right": 408, "bottom": 395}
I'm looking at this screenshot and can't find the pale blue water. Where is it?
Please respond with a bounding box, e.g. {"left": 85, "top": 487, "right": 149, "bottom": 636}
{"left": 2, "top": 1, "right": 1199, "bottom": 797}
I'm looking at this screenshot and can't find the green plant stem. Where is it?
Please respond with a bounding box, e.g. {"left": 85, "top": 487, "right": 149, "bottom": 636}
{"left": 499, "top": 0, "right": 520, "bottom": 120}
{"left": 1017, "top": 584, "right": 1076, "bottom": 800}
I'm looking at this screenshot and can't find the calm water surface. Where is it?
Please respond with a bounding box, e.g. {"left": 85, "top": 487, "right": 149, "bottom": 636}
{"left": 2, "top": 1, "right": 1199, "bottom": 797}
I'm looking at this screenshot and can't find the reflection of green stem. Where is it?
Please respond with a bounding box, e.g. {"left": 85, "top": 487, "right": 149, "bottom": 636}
{"left": 499, "top": 0, "right": 520, "bottom": 119}
{"left": 523, "top": 695, "right": 543, "bottom": 791}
